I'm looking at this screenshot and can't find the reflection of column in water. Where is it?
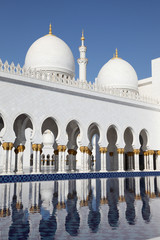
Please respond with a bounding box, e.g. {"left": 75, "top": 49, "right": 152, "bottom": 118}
{"left": 29, "top": 182, "right": 40, "bottom": 212}
{"left": 100, "top": 178, "right": 107, "bottom": 204}
{"left": 0, "top": 183, "right": 11, "bottom": 217}
{"left": 29, "top": 182, "right": 41, "bottom": 239}
{"left": 118, "top": 178, "right": 125, "bottom": 201}
{"left": 64, "top": 180, "right": 68, "bottom": 204}
{"left": 156, "top": 176, "right": 160, "bottom": 196}
{"left": 16, "top": 182, "right": 22, "bottom": 207}
{"left": 149, "top": 176, "right": 156, "bottom": 198}
{"left": 135, "top": 177, "right": 141, "bottom": 199}
{"left": 57, "top": 180, "right": 67, "bottom": 209}
{"left": 79, "top": 179, "right": 89, "bottom": 207}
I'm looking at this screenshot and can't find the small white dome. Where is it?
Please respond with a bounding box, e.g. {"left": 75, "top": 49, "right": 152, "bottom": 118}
{"left": 43, "top": 130, "right": 54, "bottom": 146}
{"left": 25, "top": 33, "right": 75, "bottom": 77}
{"left": 97, "top": 57, "right": 138, "bottom": 92}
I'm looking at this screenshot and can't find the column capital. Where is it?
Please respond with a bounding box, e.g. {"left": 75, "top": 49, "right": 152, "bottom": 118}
{"left": 32, "top": 144, "right": 38, "bottom": 151}
{"left": 155, "top": 150, "right": 160, "bottom": 155}
{"left": 133, "top": 149, "right": 140, "bottom": 154}
{"left": 17, "top": 145, "right": 25, "bottom": 153}
{"left": 8, "top": 142, "right": 14, "bottom": 150}
{"left": 117, "top": 148, "right": 124, "bottom": 154}
{"left": 99, "top": 147, "right": 107, "bottom": 153}
{"left": 2, "top": 142, "right": 9, "bottom": 150}
{"left": 86, "top": 147, "right": 92, "bottom": 155}
{"left": 57, "top": 145, "right": 66, "bottom": 152}
{"left": 148, "top": 150, "right": 154, "bottom": 155}
{"left": 37, "top": 144, "right": 42, "bottom": 151}
{"left": 80, "top": 146, "right": 86, "bottom": 153}
{"left": 144, "top": 151, "right": 148, "bottom": 156}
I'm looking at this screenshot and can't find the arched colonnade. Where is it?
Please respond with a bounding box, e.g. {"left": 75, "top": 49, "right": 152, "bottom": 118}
{"left": 0, "top": 113, "right": 160, "bottom": 174}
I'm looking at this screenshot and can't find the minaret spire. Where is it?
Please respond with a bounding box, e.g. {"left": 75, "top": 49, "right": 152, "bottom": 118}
{"left": 49, "top": 23, "right": 52, "bottom": 35}
{"left": 115, "top": 48, "right": 118, "bottom": 58}
{"left": 77, "top": 30, "right": 88, "bottom": 82}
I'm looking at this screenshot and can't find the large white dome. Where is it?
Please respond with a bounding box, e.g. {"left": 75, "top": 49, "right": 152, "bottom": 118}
{"left": 24, "top": 31, "right": 75, "bottom": 77}
{"left": 97, "top": 57, "right": 138, "bottom": 92}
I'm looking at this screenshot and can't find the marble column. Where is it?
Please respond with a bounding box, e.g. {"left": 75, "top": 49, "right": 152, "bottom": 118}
{"left": 117, "top": 148, "right": 124, "bottom": 171}
{"left": 155, "top": 151, "right": 160, "bottom": 171}
{"left": 133, "top": 149, "right": 140, "bottom": 171}
{"left": 148, "top": 150, "right": 154, "bottom": 171}
{"left": 80, "top": 146, "right": 85, "bottom": 172}
{"left": 17, "top": 145, "right": 25, "bottom": 174}
{"left": 135, "top": 177, "right": 141, "bottom": 200}
{"left": 8, "top": 143, "right": 14, "bottom": 173}
{"left": 144, "top": 151, "right": 148, "bottom": 171}
{"left": 32, "top": 144, "right": 38, "bottom": 173}
{"left": 37, "top": 144, "right": 42, "bottom": 173}
{"left": 118, "top": 177, "right": 125, "bottom": 201}
{"left": 100, "top": 147, "right": 107, "bottom": 172}
{"left": 57, "top": 145, "right": 66, "bottom": 172}
{"left": 2, "top": 142, "right": 9, "bottom": 174}
{"left": 86, "top": 147, "right": 92, "bottom": 171}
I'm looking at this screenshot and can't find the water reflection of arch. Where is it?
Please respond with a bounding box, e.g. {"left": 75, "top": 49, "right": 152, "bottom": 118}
{"left": 9, "top": 183, "right": 30, "bottom": 239}
{"left": 65, "top": 180, "right": 80, "bottom": 236}
{"left": 88, "top": 179, "right": 101, "bottom": 233}
{"left": 107, "top": 178, "right": 119, "bottom": 228}
{"left": 125, "top": 178, "right": 136, "bottom": 225}
{"left": 140, "top": 177, "right": 151, "bottom": 223}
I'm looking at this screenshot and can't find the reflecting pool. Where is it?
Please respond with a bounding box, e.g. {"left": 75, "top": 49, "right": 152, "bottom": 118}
{"left": 0, "top": 176, "right": 160, "bottom": 239}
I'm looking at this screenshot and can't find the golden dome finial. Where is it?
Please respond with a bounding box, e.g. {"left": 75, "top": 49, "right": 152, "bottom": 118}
{"left": 81, "top": 29, "right": 85, "bottom": 41}
{"left": 49, "top": 23, "right": 52, "bottom": 35}
{"left": 115, "top": 48, "right": 118, "bottom": 58}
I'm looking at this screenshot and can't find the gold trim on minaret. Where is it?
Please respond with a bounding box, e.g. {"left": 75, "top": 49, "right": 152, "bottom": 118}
{"left": 81, "top": 29, "right": 85, "bottom": 41}
{"left": 49, "top": 23, "right": 52, "bottom": 35}
{"left": 115, "top": 48, "right": 118, "bottom": 58}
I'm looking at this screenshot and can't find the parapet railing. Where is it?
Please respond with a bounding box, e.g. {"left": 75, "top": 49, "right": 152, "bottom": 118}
{"left": 0, "top": 59, "right": 159, "bottom": 106}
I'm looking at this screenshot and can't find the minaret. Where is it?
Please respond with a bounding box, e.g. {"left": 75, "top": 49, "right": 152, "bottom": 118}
{"left": 77, "top": 30, "right": 88, "bottom": 82}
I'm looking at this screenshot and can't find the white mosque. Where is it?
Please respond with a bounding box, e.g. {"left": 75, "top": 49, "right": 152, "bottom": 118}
{"left": 0, "top": 24, "right": 160, "bottom": 175}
